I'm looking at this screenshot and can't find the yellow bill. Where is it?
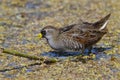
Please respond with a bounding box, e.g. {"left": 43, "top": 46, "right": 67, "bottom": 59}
{"left": 37, "top": 33, "right": 43, "bottom": 39}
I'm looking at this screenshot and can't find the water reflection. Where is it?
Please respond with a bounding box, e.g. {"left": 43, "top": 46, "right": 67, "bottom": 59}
{"left": 41, "top": 47, "right": 112, "bottom": 59}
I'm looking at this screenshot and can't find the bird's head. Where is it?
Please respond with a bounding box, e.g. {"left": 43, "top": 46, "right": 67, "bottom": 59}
{"left": 38, "top": 26, "right": 59, "bottom": 40}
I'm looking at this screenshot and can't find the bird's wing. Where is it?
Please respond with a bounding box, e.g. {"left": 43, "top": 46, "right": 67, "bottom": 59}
{"left": 59, "top": 24, "right": 77, "bottom": 33}
{"left": 60, "top": 13, "right": 111, "bottom": 33}
{"left": 63, "top": 28, "right": 107, "bottom": 48}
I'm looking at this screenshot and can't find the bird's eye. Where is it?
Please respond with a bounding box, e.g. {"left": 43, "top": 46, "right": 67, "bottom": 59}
{"left": 41, "top": 30, "right": 46, "bottom": 35}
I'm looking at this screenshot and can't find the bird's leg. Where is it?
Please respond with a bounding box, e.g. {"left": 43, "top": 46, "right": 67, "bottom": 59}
{"left": 75, "top": 46, "right": 85, "bottom": 60}
{"left": 87, "top": 46, "right": 93, "bottom": 55}
{"left": 81, "top": 49, "right": 84, "bottom": 55}
{"left": 81, "top": 45, "right": 85, "bottom": 56}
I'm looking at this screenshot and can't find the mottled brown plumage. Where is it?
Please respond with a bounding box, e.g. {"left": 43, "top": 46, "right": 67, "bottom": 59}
{"left": 40, "top": 14, "right": 111, "bottom": 54}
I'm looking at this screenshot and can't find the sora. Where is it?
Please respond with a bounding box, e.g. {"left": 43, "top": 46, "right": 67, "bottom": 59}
{"left": 38, "top": 14, "right": 111, "bottom": 54}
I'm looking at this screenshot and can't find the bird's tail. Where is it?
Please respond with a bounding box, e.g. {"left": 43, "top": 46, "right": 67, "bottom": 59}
{"left": 93, "top": 13, "right": 111, "bottom": 30}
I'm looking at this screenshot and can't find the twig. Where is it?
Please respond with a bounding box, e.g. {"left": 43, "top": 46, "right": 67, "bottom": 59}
{"left": 2, "top": 48, "right": 44, "bottom": 60}
{"left": 1, "top": 48, "right": 58, "bottom": 64}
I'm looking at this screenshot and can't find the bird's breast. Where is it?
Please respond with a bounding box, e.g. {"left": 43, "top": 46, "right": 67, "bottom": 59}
{"left": 47, "top": 38, "right": 64, "bottom": 50}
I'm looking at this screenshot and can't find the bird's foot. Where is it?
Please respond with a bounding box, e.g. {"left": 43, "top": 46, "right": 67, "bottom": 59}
{"left": 74, "top": 52, "right": 96, "bottom": 62}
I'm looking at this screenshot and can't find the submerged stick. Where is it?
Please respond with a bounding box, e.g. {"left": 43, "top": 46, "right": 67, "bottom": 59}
{"left": 1, "top": 48, "right": 58, "bottom": 64}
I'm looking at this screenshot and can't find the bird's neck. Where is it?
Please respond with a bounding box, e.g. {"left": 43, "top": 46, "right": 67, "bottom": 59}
{"left": 47, "top": 37, "right": 59, "bottom": 50}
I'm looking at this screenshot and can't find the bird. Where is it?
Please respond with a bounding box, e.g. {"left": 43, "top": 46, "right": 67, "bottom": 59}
{"left": 38, "top": 13, "right": 111, "bottom": 55}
